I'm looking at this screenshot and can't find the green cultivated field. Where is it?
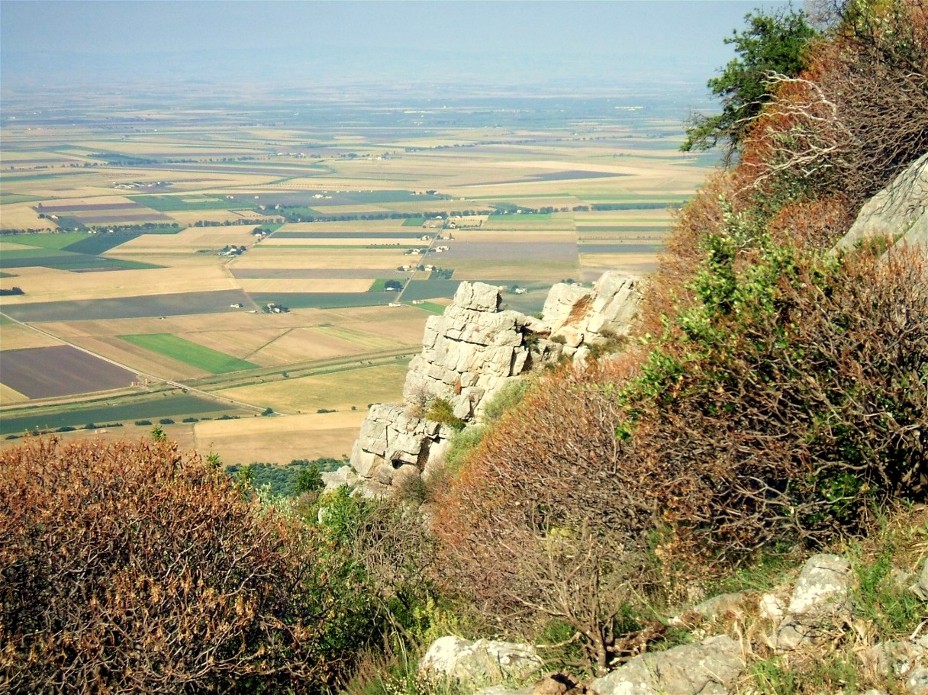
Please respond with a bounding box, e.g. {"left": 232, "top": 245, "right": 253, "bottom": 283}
{"left": 0, "top": 394, "right": 236, "bottom": 436}
{"left": 4, "top": 232, "right": 89, "bottom": 249}
{"left": 120, "top": 334, "right": 258, "bottom": 374}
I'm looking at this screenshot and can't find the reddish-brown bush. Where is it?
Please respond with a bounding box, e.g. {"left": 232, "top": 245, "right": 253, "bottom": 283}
{"left": 741, "top": 0, "right": 928, "bottom": 209}
{"left": 629, "top": 244, "right": 928, "bottom": 560}
{"left": 433, "top": 243, "right": 928, "bottom": 649}
{"left": 0, "top": 437, "right": 375, "bottom": 693}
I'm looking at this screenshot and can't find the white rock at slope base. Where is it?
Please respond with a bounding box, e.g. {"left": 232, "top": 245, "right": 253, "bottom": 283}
{"left": 776, "top": 554, "right": 852, "bottom": 651}
{"left": 419, "top": 636, "right": 544, "bottom": 687}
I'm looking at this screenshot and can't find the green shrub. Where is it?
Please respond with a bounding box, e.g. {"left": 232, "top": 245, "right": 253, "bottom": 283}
{"left": 482, "top": 380, "right": 532, "bottom": 423}
{"left": 425, "top": 399, "right": 465, "bottom": 431}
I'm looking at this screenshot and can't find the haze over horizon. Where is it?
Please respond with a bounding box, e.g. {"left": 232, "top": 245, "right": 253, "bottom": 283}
{"left": 2, "top": 0, "right": 793, "bottom": 100}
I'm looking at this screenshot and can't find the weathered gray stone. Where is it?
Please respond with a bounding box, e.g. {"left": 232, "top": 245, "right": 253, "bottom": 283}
{"left": 321, "top": 465, "right": 358, "bottom": 491}
{"left": 587, "top": 272, "right": 641, "bottom": 336}
{"left": 392, "top": 464, "right": 421, "bottom": 491}
{"left": 908, "top": 666, "right": 928, "bottom": 694}
{"left": 351, "top": 447, "right": 383, "bottom": 479}
{"left": 758, "top": 593, "right": 786, "bottom": 622}
{"left": 572, "top": 345, "right": 592, "bottom": 369}
{"left": 558, "top": 326, "right": 584, "bottom": 348}
{"left": 776, "top": 554, "right": 852, "bottom": 651}
{"left": 860, "top": 637, "right": 928, "bottom": 694}
{"left": 542, "top": 283, "right": 592, "bottom": 332}
{"left": 691, "top": 592, "right": 749, "bottom": 621}
{"left": 419, "top": 636, "right": 544, "bottom": 687}
{"left": 835, "top": 152, "right": 928, "bottom": 252}
{"left": 590, "top": 635, "right": 744, "bottom": 695}
{"left": 473, "top": 687, "right": 532, "bottom": 695}
{"left": 454, "top": 281, "right": 502, "bottom": 312}
{"left": 909, "top": 556, "right": 928, "bottom": 601}
{"left": 372, "top": 462, "right": 395, "bottom": 485}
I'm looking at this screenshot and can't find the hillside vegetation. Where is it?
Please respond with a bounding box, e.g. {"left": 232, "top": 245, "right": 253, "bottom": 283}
{"left": 0, "top": 0, "right": 925, "bottom": 692}
{"left": 430, "top": 0, "right": 927, "bottom": 676}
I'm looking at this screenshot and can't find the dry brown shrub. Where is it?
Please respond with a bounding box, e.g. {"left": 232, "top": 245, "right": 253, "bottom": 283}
{"left": 766, "top": 195, "right": 855, "bottom": 251}
{"left": 741, "top": 0, "right": 928, "bottom": 210}
{"left": 430, "top": 358, "right": 668, "bottom": 668}
{"left": 0, "top": 437, "right": 371, "bottom": 693}
{"left": 630, "top": 244, "right": 928, "bottom": 563}
{"left": 433, "top": 244, "right": 927, "bottom": 657}
{"left": 637, "top": 172, "right": 736, "bottom": 341}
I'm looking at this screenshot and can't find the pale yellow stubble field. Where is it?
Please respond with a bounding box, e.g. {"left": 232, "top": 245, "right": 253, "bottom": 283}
{"left": 233, "top": 247, "right": 411, "bottom": 270}
{"left": 276, "top": 220, "right": 420, "bottom": 234}
{"left": 0, "top": 383, "right": 29, "bottom": 405}
{"left": 0, "top": 264, "right": 238, "bottom": 303}
{"left": 0, "top": 322, "right": 64, "bottom": 350}
{"left": 108, "top": 225, "right": 263, "bottom": 254}
{"left": 241, "top": 308, "right": 428, "bottom": 365}
{"left": 215, "top": 362, "right": 408, "bottom": 415}
{"left": 579, "top": 252, "right": 661, "bottom": 279}
{"left": 194, "top": 411, "right": 368, "bottom": 465}
{"left": 0, "top": 204, "right": 49, "bottom": 229}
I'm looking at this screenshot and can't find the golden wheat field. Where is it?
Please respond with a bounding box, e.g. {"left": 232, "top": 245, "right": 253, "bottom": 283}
{"left": 194, "top": 411, "right": 367, "bottom": 465}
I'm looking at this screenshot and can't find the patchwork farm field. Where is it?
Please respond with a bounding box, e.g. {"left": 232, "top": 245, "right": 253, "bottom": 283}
{"left": 118, "top": 334, "right": 258, "bottom": 374}
{"left": 0, "top": 89, "right": 710, "bottom": 461}
{"left": 0, "top": 345, "right": 136, "bottom": 398}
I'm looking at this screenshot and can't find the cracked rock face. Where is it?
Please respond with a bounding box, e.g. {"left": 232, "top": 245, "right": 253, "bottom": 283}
{"left": 419, "top": 636, "right": 544, "bottom": 687}
{"left": 775, "top": 554, "right": 852, "bottom": 651}
{"left": 344, "top": 274, "right": 641, "bottom": 496}
{"left": 835, "top": 152, "right": 927, "bottom": 251}
{"left": 589, "top": 635, "right": 745, "bottom": 695}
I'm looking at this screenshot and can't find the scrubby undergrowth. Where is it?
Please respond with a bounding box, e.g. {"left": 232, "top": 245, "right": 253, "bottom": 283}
{"left": 428, "top": 0, "right": 928, "bottom": 675}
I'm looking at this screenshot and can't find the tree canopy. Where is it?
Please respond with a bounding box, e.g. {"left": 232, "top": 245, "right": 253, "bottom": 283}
{"left": 682, "top": 8, "right": 819, "bottom": 161}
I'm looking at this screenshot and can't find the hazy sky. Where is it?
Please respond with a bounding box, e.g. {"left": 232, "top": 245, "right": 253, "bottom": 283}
{"left": 1, "top": 1, "right": 793, "bottom": 93}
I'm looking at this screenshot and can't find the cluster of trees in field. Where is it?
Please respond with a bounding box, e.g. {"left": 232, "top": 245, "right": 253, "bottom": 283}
{"left": 225, "top": 457, "right": 347, "bottom": 498}
{"left": 1, "top": 1, "right": 925, "bottom": 691}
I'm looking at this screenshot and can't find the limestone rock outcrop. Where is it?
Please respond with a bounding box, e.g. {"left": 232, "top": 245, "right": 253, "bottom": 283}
{"left": 341, "top": 273, "right": 641, "bottom": 496}
{"left": 403, "top": 281, "right": 540, "bottom": 423}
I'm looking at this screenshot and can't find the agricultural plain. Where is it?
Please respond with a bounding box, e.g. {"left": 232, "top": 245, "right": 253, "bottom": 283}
{"left": 0, "top": 89, "right": 714, "bottom": 463}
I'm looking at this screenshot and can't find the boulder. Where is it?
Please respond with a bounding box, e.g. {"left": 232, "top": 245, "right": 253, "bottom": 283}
{"left": 320, "top": 465, "right": 357, "bottom": 491}
{"left": 835, "top": 152, "right": 928, "bottom": 252}
{"left": 454, "top": 281, "right": 502, "bottom": 312}
{"left": 419, "top": 636, "right": 544, "bottom": 688}
{"left": 859, "top": 636, "right": 928, "bottom": 694}
{"left": 586, "top": 272, "right": 641, "bottom": 336}
{"left": 590, "top": 635, "right": 744, "bottom": 695}
{"left": 775, "top": 554, "right": 852, "bottom": 651}
{"left": 542, "top": 283, "right": 592, "bottom": 333}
